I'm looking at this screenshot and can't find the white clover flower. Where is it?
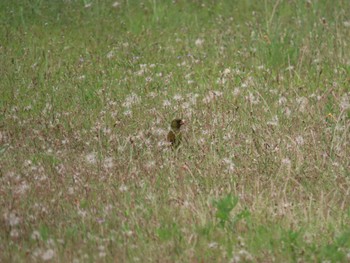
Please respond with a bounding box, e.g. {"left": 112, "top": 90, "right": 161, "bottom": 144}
{"left": 246, "top": 92, "right": 259, "bottom": 104}
{"left": 216, "top": 77, "right": 226, "bottom": 85}
{"left": 223, "top": 133, "right": 232, "bottom": 141}
{"left": 123, "top": 93, "right": 141, "bottom": 107}
{"left": 173, "top": 94, "right": 183, "bottom": 101}
{"left": 295, "top": 135, "right": 304, "bottom": 146}
{"left": 223, "top": 68, "right": 231, "bottom": 75}
{"left": 340, "top": 93, "right": 349, "bottom": 110}
{"left": 146, "top": 161, "right": 155, "bottom": 169}
{"left": 41, "top": 249, "right": 55, "bottom": 261}
{"left": 241, "top": 82, "right": 248, "bottom": 88}
{"left": 31, "top": 230, "right": 41, "bottom": 240}
{"left": 233, "top": 88, "right": 240, "bottom": 97}
{"left": 267, "top": 115, "right": 279, "bottom": 126}
{"left": 282, "top": 158, "right": 291, "bottom": 165}
{"left": 202, "top": 95, "right": 212, "bottom": 104}
{"left": 112, "top": 1, "right": 120, "bottom": 8}
{"left": 123, "top": 110, "right": 132, "bottom": 117}
{"left": 285, "top": 65, "right": 294, "bottom": 71}
{"left": 278, "top": 96, "right": 287, "bottom": 105}
{"left": 148, "top": 92, "right": 157, "bottom": 98}
{"left": 10, "top": 229, "right": 19, "bottom": 238}
{"left": 208, "top": 242, "right": 218, "bottom": 248}
{"left": 135, "top": 69, "right": 145, "bottom": 76}
{"left": 189, "top": 93, "right": 198, "bottom": 105}
{"left": 195, "top": 38, "right": 204, "bottom": 47}
{"left": 284, "top": 107, "right": 291, "bottom": 117}
{"left": 6, "top": 212, "right": 20, "bottom": 227}
{"left": 106, "top": 50, "right": 115, "bottom": 59}
{"left": 181, "top": 102, "right": 191, "bottom": 110}
{"left": 238, "top": 249, "right": 253, "bottom": 261}
{"left": 163, "top": 100, "right": 171, "bottom": 107}
{"left": 212, "top": 90, "right": 223, "bottom": 97}
{"left": 15, "top": 182, "right": 30, "bottom": 195}
{"left": 85, "top": 152, "right": 97, "bottom": 164}
{"left": 296, "top": 97, "right": 308, "bottom": 112}
{"left": 119, "top": 184, "right": 128, "bottom": 192}
{"left": 103, "top": 157, "right": 114, "bottom": 169}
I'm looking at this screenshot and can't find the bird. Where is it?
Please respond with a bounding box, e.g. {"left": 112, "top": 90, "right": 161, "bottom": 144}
{"left": 167, "top": 119, "right": 185, "bottom": 149}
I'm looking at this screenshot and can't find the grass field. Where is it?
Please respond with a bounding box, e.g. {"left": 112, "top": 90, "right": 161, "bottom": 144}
{"left": 1, "top": 0, "right": 350, "bottom": 262}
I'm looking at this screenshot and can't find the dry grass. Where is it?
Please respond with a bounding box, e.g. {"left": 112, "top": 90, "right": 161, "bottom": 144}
{"left": 1, "top": 0, "right": 350, "bottom": 262}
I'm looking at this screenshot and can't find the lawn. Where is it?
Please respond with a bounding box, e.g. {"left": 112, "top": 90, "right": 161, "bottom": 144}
{"left": 1, "top": 0, "right": 350, "bottom": 262}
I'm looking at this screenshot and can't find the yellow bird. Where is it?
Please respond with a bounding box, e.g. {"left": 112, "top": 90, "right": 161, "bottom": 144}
{"left": 167, "top": 119, "right": 185, "bottom": 149}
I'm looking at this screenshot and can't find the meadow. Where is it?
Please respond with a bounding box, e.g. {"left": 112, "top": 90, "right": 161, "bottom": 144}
{"left": 1, "top": 0, "right": 350, "bottom": 262}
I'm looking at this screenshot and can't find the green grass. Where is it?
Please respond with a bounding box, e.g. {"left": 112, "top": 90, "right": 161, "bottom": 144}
{"left": 1, "top": 0, "right": 350, "bottom": 262}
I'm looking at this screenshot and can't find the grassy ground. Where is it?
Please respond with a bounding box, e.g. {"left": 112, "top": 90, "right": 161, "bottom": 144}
{"left": 1, "top": 0, "right": 350, "bottom": 262}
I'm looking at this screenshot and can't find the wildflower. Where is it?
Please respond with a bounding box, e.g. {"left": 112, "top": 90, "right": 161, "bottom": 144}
{"left": 163, "top": 100, "right": 171, "bottom": 107}
{"left": 15, "top": 182, "right": 30, "bottom": 195}
{"left": 85, "top": 152, "right": 97, "bottom": 164}
{"left": 278, "top": 96, "right": 287, "bottom": 105}
{"left": 103, "top": 157, "right": 114, "bottom": 169}
{"left": 284, "top": 107, "right": 291, "bottom": 117}
{"left": 98, "top": 246, "right": 106, "bottom": 258}
{"left": 10, "top": 229, "right": 19, "bottom": 238}
{"left": 152, "top": 127, "right": 166, "bottom": 136}
{"left": 246, "top": 92, "right": 259, "bottom": 104}
{"left": 223, "top": 132, "right": 232, "bottom": 141}
{"left": 6, "top": 212, "right": 20, "bottom": 227}
{"left": 112, "top": 1, "right": 120, "bottom": 8}
{"left": 106, "top": 50, "right": 114, "bottom": 59}
{"left": 203, "top": 93, "right": 214, "bottom": 104}
{"left": 41, "top": 249, "right": 55, "bottom": 261}
{"left": 233, "top": 88, "right": 240, "bottom": 97}
{"left": 173, "top": 94, "right": 183, "bottom": 101}
{"left": 123, "top": 110, "right": 132, "bottom": 117}
{"left": 282, "top": 158, "right": 291, "bottom": 165}
{"left": 223, "top": 68, "right": 231, "bottom": 76}
{"left": 145, "top": 161, "right": 155, "bottom": 169}
{"left": 181, "top": 102, "right": 191, "bottom": 110}
{"left": 212, "top": 90, "right": 223, "bottom": 97}
{"left": 241, "top": 82, "right": 248, "bottom": 88}
{"left": 340, "top": 93, "right": 349, "bottom": 110}
{"left": 285, "top": 65, "right": 294, "bottom": 71}
{"left": 295, "top": 136, "right": 304, "bottom": 146}
{"left": 208, "top": 242, "right": 218, "bottom": 248}
{"left": 195, "top": 38, "right": 204, "bottom": 47}
{"left": 238, "top": 249, "right": 253, "bottom": 261}
{"left": 31, "top": 230, "right": 41, "bottom": 240}
{"left": 188, "top": 93, "right": 199, "bottom": 105}
{"left": 119, "top": 184, "right": 128, "bottom": 192}
{"left": 123, "top": 93, "right": 141, "bottom": 108}
{"left": 222, "top": 158, "right": 235, "bottom": 172}
{"left": 148, "top": 92, "right": 157, "bottom": 98}
{"left": 296, "top": 97, "right": 308, "bottom": 112}
{"left": 267, "top": 115, "right": 279, "bottom": 126}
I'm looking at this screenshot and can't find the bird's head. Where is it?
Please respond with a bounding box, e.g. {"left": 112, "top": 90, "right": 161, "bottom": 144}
{"left": 171, "top": 119, "right": 185, "bottom": 130}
